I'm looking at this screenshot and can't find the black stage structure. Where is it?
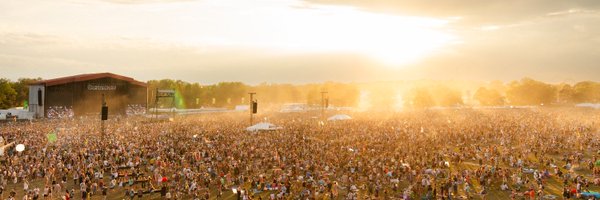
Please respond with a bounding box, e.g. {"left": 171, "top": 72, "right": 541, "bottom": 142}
{"left": 28, "top": 73, "right": 147, "bottom": 118}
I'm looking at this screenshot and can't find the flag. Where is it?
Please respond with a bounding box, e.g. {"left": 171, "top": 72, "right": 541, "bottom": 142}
{"left": 47, "top": 132, "right": 57, "bottom": 143}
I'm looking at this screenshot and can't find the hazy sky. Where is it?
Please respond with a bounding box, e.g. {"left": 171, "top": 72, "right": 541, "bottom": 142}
{"left": 1, "top": 0, "right": 599, "bottom": 84}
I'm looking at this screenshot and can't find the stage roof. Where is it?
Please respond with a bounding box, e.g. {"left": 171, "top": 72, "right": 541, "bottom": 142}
{"left": 32, "top": 72, "right": 147, "bottom": 87}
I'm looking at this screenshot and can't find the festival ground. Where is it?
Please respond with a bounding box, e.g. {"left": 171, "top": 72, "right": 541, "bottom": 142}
{"left": 1, "top": 108, "right": 600, "bottom": 199}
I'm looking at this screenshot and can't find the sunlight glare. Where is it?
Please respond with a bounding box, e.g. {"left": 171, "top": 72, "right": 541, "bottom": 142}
{"left": 160, "top": 0, "right": 457, "bottom": 68}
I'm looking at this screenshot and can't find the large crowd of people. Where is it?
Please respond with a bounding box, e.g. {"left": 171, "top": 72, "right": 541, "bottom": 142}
{"left": 1, "top": 108, "right": 600, "bottom": 200}
{"left": 45, "top": 107, "right": 74, "bottom": 119}
{"left": 126, "top": 105, "right": 147, "bottom": 116}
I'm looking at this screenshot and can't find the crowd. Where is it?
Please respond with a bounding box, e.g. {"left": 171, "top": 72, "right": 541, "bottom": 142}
{"left": 46, "top": 107, "right": 74, "bottom": 119}
{"left": 0, "top": 108, "right": 600, "bottom": 200}
{"left": 126, "top": 105, "right": 147, "bottom": 116}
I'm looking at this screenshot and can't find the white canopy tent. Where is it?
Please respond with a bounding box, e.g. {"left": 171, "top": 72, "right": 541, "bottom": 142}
{"left": 576, "top": 103, "right": 600, "bottom": 109}
{"left": 246, "top": 122, "right": 282, "bottom": 132}
{"left": 327, "top": 114, "right": 352, "bottom": 121}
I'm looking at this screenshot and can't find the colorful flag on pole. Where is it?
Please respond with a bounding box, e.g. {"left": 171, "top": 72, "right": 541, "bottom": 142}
{"left": 47, "top": 132, "right": 57, "bottom": 143}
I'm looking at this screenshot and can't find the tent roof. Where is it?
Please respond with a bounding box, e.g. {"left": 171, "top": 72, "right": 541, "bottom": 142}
{"left": 327, "top": 114, "right": 352, "bottom": 121}
{"left": 246, "top": 122, "right": 282, "bottom": 131}
{"left": 32, "top": 72, "right": 146, "bottom": 87}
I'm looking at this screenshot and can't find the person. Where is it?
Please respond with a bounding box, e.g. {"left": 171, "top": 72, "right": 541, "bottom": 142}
{"left": 10, "top": 190, "right": 16, "bottom": 200}
{"left": 479, "top": 186, "right": 487, "bottom": 200}
{"left": 102, "top": 186, "right": 108, "bottom": 200}
{"left": 73, "top": 173, "right": 78, "bottom": 186}
{"left": 166, "top": 189, "right": 172, "bottom": 200}
{"left": 64, "top": 190, "right": 70, "bottom": 200}
{"left": 80, "top": 181, "right": 87, "bottom": 199}
{"left": 43, "top": 186, "right": 49, "bottom": 199}
{"left": 81, "top": 187, "right": 87, "bottom": 200}
{"left": 128, "top": 188, "right": 135, "bottom": 200}
{"left": 563, "top": 187, "right": 571, "bottom": 199}
{"left": 53, "top": 182, "right": 61, "bottom": 199}
{"left": 464, "top": 183, "right": 471, "bottom": 198}
{"left": 525, "top": 188, "right": 535, "bottom": 200}
{"left": 22, "top": 191, "right": 29, "bottom": 200}
{"left": 32, "top": 188, "right": 39, "bottom": 200}
{"left": 510, "top": 189, "right": 516, "bottom": 200}
{"left": 23, "top": 180, "right": 28, "bottom": 192}
{"left": 161, "top": 185, "right": 167, "bottom": 199}
{"left": 137, "top": 188, "right": 143, "bottom": 199}
{"left": 500, "top": 182, "right": 509, "bottom": 191}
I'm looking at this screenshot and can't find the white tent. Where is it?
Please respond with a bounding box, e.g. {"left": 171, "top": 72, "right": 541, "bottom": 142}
{"left": 246, "top": 122, "right": 282, "bottom": 132}
{"left": 576, "top": 103, "right": 600, "bottom": 109}
{"left": 327, "top": 114, "right": 352, "bottom": 121}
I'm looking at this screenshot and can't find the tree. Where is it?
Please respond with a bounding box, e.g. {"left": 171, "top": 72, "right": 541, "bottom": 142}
{"left": 213, "top": 82, "right": 247, "bottom": 107}
{"left": 369, "top": 86, "right": 396, "bottom": 110}
{"left": 11, "top": 78, "right": 42, "bottom": 108}
{"left": 322, "top": 82, "right": 360, "bottom": 107}
{"left": 0, "top": 78, "right": 17, "bottom": 109}
{"left": 474, "top": 87, "right": 505, "bottom": 106}
{"left": 506, "top": 78, "right": 556, "bottom": 105}
{"left": 572, "top": 81, "right": 600, "bottom": 103}
{"left": 405, "top": 88, "right": 435, "bottom": 108}
{"left": 430, "top": 85, "right": 464, "bottom": 106}
{"left": 557, "top": 84, "right": 575, "bottom": 104}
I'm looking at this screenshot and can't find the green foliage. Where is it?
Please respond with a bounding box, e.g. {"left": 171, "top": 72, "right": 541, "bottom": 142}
{"left": 557, "top": 84, "right": 575, "bottom": 104}
{"left": 1, "top": 76, "right": 600, "bottom": 110}
{"left": 572, "top": 81, "right": 600, "bottom": 103}
{"left": 431, "top": 85, "right": 464, "bottom": 106}
{"left": 474, "top": 87, "right": 505, "bottom": 106}
{"left": 404, "top": 86, "right": 462, "bottom": 108}
{"left": 369, "top": 86, "right": 397, "bottom": 110}
{"left": 506, "top": 78, "right": 556, "bottom": 105}
{"left": 405, "top": 88, "right": 435, "bottom": 108}
{"left": 0, "top": 78, "right": 17, "bottom": 109}
{"left": 11, "top": 78, "right": 42, "bottom": 108}
{"left": 146, "top": 80, "right": 359, "bottom": 108}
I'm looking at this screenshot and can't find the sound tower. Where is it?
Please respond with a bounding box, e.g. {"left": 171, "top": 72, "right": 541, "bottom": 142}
{"left": 101, "top": 105, "right": 108, "bottom": 120}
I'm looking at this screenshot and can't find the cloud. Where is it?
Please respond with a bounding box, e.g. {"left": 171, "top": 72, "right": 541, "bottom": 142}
{"left": 417, "top": 15, "right": 600, "bottom": 82}
{"left": 99, "top": 0, "right": 195, "bottom": 4}
{"left": 298, "top": 0, "right": 600, "bottom": 82}
{"left": 1, "top": 0, "right": 599, "bottom": 84}
{"left": 546, "top": 9, "right": 600, "bottom": 17}
{"left": 0, "top": 31, "right": 381, "bottom": 84}
{"left": 304, "top": 0, "right": 600, "bottom": 24}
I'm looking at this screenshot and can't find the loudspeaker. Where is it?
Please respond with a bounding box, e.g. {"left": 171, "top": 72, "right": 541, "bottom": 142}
{"left": 252, "top": 101, "right": 258, "bottom": 114}
{"left": 325, "top": 99, "right": 329, "bottom": 108}
{"left": 101, "top": 106, "right": 108, "bottom": 120}
{"left": 38, "top": 89, "right": 43, "bottom": 106}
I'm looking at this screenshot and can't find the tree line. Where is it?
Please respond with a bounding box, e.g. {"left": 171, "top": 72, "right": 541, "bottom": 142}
{"left": 405, "top": 78, "right": 600, "bottom": 108}
{"left": 0, "top": 77, "right": 599, "bottom": 109}
{"left": 146, "top": 79, "right": 359, "bottom": 109}
{"left": 0, "top": 78, "right": 41, "bottom": 109}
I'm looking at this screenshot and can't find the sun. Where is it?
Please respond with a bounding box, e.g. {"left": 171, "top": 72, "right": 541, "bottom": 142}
{"left": 121, "top": 0, "right": 456, "bottom": 68}
{"left": 361, "top": 21, "right": 455, "bottom": 67}
{"left": 262, "top": 4, "right": 457, "bottom": 68}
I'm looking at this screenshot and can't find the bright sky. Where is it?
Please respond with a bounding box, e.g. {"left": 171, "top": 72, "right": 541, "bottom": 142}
{"left": 1, "top": 0, "right": 599, "bottom": 83}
